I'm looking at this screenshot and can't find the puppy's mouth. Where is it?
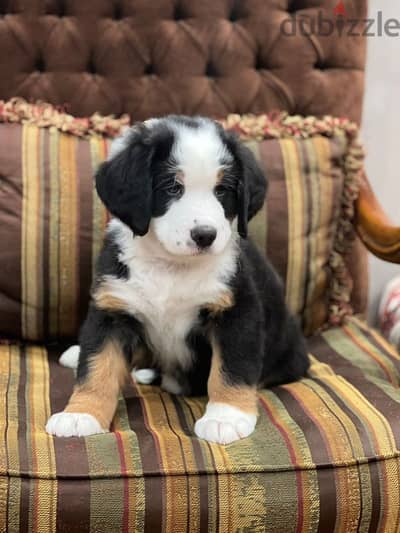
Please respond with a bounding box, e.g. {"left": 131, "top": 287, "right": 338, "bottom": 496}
{"left": 185, "top": 241, "right": 214, "bottom": 256}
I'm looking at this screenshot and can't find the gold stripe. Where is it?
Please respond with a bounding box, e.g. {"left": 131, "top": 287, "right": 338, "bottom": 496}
{"left": 281, "top": 139, "right": 305, "bottom": 314}
{"left": 304, "top": 137, "right": 333, "bottom": 332}
{"left": 58, "top": 134, "right": 78, "bottom": 336}
{"left": 48, "top": 128, "right": 60, "bottom": 337}
{"left": 25, "top": 346, "right": 57, "bottom": 532}
{"left": 21, "top": 125, "right": 43, "bottom": 339}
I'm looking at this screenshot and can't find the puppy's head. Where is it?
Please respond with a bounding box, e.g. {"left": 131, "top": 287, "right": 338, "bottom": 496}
{"left": 96, "top": 116, "right": 267, "bottom": 257}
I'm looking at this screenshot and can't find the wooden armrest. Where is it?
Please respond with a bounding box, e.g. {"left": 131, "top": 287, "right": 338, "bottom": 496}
{"left": 355, "top": 175, "right": 400, "bottom": 263}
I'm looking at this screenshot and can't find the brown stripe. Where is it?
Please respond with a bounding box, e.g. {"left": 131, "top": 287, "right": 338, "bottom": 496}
{"left": 274, "top": 387, "right": 337, "bottom": 533}
{"left": 296, "top": 138, "right": 313, "bottom": 327}
{"left": 144, "top": 476, "right": 164, "bottom": 533}
{"left": 124, "top": 383, "right": 163, "bottom": 532}
{"left": 262, "top": 139, "right": 288, "bottom": 282}
{"left": 0, "top": 124, "right": 23, "bottom": 338}
{"left": 172, "top": 396, "right": 209, "bottom": 533}
{"left": 367, "top": 460, "right": 383, "bottom": 533}
{"left": 77, "top": 137, "right": 94, "bottom": 328}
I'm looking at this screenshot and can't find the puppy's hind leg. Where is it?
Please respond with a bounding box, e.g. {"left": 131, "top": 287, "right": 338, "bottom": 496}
{"left": 59, "top": 345, "right": 80, "bottom": 369}
{"left": 60, "top": 345, "right": 159, "bottom": 385}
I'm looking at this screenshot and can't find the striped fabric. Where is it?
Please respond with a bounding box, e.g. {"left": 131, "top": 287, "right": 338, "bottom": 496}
{"left": 0, "top": 119, "right": 362, "bottom": 340}
{"left": 0, "top": 316, "right": 399, "bottom": 532}
{"left": 0, "top": 123, "right": 109, "bottom": 341}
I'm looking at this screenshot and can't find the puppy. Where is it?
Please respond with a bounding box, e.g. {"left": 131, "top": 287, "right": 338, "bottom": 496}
{"left": 46, "top": 116, "right": 309, "bottom": 444}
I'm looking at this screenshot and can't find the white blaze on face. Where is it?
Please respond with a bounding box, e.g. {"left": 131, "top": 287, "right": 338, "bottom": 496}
{"left": 152, "top": 121, "right": 233, "bottom": 256}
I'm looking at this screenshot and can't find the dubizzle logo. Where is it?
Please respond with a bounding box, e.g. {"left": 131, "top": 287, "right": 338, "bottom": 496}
{"left": 333, "top": 0, "right": 346, "bottom": 18}
{"left": 280, "top": 1, "right": 400, "bottom": 38}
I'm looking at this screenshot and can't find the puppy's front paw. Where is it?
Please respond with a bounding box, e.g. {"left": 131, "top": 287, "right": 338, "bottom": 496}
{"left": 46, "top": 412, "right": 107, "bottom": 437}
{"left": 194, "top": 403, "right": 257, "bottom": 445}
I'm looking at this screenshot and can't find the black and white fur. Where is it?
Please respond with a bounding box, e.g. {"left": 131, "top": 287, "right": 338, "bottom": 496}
{"left": 46, "top": 116, "right": 309, "bottom": 444}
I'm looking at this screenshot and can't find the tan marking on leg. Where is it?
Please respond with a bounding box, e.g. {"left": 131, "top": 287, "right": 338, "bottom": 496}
{"left": 206, "top": 290, "right": 234, "bottom": 316}
{"left": 92, "top": 285, "right": 128, "bottom": 313}
{"left": 208, "top": 337, "right": 258, "bottom": 415}
{"left": 64, "top": 341, "right": 129, "bottom": 430}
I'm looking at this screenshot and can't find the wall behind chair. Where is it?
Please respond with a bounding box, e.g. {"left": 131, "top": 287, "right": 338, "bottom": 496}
{"left": 361, "top": 0, "right": 400, "bottom": 323}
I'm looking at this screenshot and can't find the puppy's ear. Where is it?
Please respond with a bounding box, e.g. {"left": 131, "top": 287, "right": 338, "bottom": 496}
{"left": 95, "top": 125, "right": 153, "bottom": 236}
{"left": 224, "top": 132, "right": 267, "bottom": 238}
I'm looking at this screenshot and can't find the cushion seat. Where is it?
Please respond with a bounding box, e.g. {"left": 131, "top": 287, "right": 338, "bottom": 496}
{"left": 1, "top": 316, "right": 400, "bottom": 532}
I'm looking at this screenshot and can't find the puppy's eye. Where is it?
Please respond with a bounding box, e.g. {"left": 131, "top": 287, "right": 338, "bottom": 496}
{"left": 167, "top": 182, "right": 184, "bottom": 197}
{"left": 214, "top": 185, "right": 225, "bottom": 198}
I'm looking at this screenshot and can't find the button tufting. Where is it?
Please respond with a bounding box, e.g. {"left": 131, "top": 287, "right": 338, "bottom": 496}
{"left": 229, "top": 0, "right": 240, "bottom": 21}
{"left": 144, "top": 64, "right": 154, "bottom": 75}
{"left": 255, "top": 53, "right": 265, "bottom": 70}
{"left": 173, "top": 4, "right": 185, "bottom": 20}
{"left": 287, "top": 0, "right": 301, "bottom": 14}
{"left": 114, "top": 5, "right": 123, "bottom": 20}
{"left": 36, "top": 57, "right": 45, "bottom": 72}
{"left": 87, "top": 57, "right": 96, "bottom": 75}
{"left": 58, "top": 0, "right": 65, "bottom": 17}
{"left": 205, "top": 62, "right": 217, "bottom": 77}
{"left": 0, "top": 0, "right": 366, "bottom": 125}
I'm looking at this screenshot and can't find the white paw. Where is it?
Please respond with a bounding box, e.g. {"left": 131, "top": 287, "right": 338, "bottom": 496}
{"left": 45, "top": 412, "right": 107, "bottom": 437}
{"left": 59, "top": 345, "right": 80, "bottom": 369}
{"left": 132, "top": 368, "right": 158, "bottom": 385}
{"left": 161, "top": 374, "right": 183, "bottom": 395}
{"left": 194, "top": 403, "right": 257, "bottom": 445}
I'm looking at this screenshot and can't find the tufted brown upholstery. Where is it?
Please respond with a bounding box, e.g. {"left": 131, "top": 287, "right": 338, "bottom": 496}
{"left": 0, "top": 0, "right": 366, "bottom": 122}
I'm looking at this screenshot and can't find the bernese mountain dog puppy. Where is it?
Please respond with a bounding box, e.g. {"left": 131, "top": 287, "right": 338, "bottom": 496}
{"left": 46, "top": 116, "right": 309, "bottom": 445}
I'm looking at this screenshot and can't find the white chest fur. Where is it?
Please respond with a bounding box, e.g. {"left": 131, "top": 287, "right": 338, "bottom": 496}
{"left": 102, "top": 221, "right": 238, "bottom": 371}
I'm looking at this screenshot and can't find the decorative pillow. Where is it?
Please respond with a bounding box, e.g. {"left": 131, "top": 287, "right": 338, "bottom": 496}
{"left": 0, "top": 99, "right": 364, "bottom": 341}
{"left": 221, "top": 114, "right": 364, "bottom": 335}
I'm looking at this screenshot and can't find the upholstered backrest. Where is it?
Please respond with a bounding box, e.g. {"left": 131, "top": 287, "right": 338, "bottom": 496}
{"left": 0, "top": 0, "right": 369, "bottom": 315}
{"left": 0, "top": 0, "right": 367, "bottom": 122}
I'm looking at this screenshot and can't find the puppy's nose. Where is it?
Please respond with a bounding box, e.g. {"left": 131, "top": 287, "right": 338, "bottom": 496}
{"left": 190, "top": 225, "right": 217, "bottom": 248}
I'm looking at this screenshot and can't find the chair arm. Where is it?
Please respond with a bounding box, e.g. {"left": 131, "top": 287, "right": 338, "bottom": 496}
{"left": 355, "top": 175, "right": 400, "bottom": 263}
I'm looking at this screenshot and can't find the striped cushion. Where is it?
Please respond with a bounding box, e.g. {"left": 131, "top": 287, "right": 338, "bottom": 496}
{"left": 0, "top": 113, "right": 364, "bottom": 340}
{"left": 0, "top": 316, "right": 399, "bottom": 531}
